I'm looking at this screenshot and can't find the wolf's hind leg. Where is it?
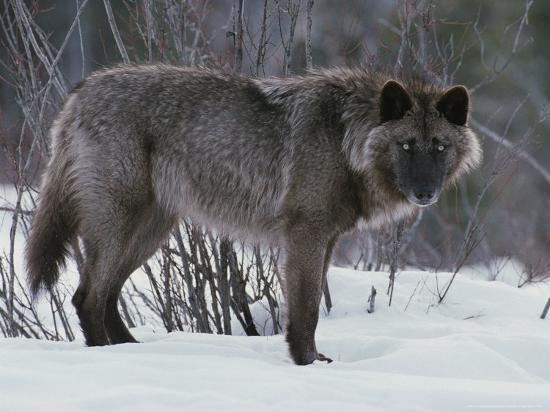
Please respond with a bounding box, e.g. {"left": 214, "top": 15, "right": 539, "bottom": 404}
{"left": 72, "top": 216, "right": 147, "bottom": 345}
{"left": 72, "top": 241, "right": 111, "bottom": 346}
{"left": 104, "top": 275, "right": 139, "bottom": 344}
{"left": 74, "top": 233, "right": 149, "bottom": 346}
{"left": 103, "top": 203, "right": 177, "bottom": 344}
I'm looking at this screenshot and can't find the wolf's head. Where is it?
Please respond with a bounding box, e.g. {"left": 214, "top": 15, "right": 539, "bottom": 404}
{"left": 344, "top": 78, "right": 482, "bottom": 208}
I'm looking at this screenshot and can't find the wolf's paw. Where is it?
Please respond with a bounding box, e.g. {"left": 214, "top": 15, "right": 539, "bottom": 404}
{"left": 317, "top": 352, "right": 333, "bottom": 363}
{"left": 291, "top": 349, "right": 333, "bottom": 365}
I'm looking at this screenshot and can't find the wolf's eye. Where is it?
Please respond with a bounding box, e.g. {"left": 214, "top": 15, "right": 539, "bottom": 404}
{"left": 437, "top": 145, "right": 445, "bottom": 152}
{"left": 402, "top": 143, "right": 410, "bottom": 151}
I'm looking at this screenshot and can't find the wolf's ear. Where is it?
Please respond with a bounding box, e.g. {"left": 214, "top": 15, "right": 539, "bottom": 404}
{"left": 380, "top": 80, "right": 413, "bottom": 123}
{"left": 436, "top": 86, "right": 469, "bottom": 126}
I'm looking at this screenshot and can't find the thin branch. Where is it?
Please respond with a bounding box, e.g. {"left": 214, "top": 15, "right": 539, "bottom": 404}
{"left": 103, "top": 0, "right": 131, "bottom": 64}
{"left": 470, "top": 118, "right": 550, "bottom": 185}
{"left": 234, "top": 0, "right": 244, "bottom": 72}
{"left": 540, "top": 298, "right": 550, "bottom": 320}
{"left": 305, "top": 0, "right": 314, "bottom": 70}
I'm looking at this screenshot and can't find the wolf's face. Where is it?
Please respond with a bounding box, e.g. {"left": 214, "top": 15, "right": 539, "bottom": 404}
{"left": 354, "top": 80, "right": 482, "bottom": 208}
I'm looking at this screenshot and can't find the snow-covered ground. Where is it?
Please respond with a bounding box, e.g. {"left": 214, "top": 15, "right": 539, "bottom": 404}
{"left": 2, "top": 265, "right": 550, "bottom": 412}
{"left": 2, "top": 185, "right": 550, "bottom": 411}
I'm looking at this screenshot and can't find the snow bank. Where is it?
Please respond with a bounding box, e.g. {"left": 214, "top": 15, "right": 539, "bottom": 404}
{"left": 2, "top": 267, "right": 550, "bottom": 412}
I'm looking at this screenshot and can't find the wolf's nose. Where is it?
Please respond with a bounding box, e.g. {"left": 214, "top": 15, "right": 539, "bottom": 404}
{"left": 413, "top": 190, "right": 434, "bottom": 202}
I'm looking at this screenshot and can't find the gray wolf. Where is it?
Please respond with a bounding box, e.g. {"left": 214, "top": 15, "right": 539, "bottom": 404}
{"left": 26, "top": 65, "right": 481, "bottom": 364}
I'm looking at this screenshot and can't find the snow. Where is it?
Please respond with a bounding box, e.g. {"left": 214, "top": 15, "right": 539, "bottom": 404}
{"left": 2, "top": 266, "right": 550, "bottom": 412}
{"left": 2, "top": 185, "right": 550, "bottom": 411}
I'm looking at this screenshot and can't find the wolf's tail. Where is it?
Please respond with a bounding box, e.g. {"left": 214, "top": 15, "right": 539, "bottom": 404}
{"left": 26, "top": 122, "right": 77, "bottom": 297}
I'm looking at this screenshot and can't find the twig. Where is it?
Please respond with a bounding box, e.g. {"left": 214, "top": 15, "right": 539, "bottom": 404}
{"left": 103, "top": 0, "right": 130, "bottom": 64}
{"left": 305, "top": 0, "right": 314, "bottom": 69}
{"left": 541, "top": 298, "right": 550, "bottom": 320}
{"left": 470, "top": 118, "right": 550, "bottom": 185}
{"left": 255, "top": 0, "right": 269, "bottom": 76}
{"left": 367, "top": 286, "right": 376, "bottom": 313}
{"left": 387, "top": 221, "right": 404, "bottom": 307}
{"left": 234, "top": 0, "right": 244, "bottom": 72}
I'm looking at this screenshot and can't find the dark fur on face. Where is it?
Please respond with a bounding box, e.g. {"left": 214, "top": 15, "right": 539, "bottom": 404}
{"left": 341, "top": 70, "right": 481, "bottom": 211}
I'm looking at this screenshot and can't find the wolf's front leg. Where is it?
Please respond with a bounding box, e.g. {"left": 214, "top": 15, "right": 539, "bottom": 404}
{"left": 284, "top": 231, "right": 332, "bottom": 365}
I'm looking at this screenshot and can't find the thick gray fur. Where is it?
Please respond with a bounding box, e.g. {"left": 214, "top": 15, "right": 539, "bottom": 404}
{"left": 26, "top": 65, "right": 481, "bottom": 364}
